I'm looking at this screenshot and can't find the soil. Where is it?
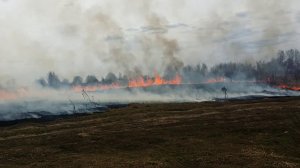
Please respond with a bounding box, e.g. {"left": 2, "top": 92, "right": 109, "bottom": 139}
{"left": 0, "top": 97, "right": 299, "bottom": 167}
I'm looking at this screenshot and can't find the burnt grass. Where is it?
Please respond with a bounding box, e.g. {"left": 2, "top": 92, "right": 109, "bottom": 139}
{"left": 0, "top": 97, "right": 300, "bottom": 168}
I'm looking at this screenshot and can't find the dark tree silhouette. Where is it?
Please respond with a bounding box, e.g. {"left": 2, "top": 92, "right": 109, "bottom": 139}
{"left": 72, "top": 76, "right": 83, "bottom": 86}
{"left": 48, "top": 72, "right": 61, "bottom": 89}
{"left": 103, "top": 72, "right": 117, "bottom": 84}
{"left": 37, "top": 78, "right": 47, "bottom": 87}
{"left": 85, "top": 75, "right": 99, "bottom": 85}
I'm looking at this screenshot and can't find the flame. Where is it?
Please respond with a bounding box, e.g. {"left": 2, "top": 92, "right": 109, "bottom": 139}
{"left": 277, "top": 84, "right": 300, "bottom": 91}
{"left": 0, "top": 88, "right": 28, "bottom": 100}
{"left": 128, "top": 74, "right": 182, "bottom": 88}
{"left": 72, "top": 74, "right": 182, "bottom": 92}
{"left": 0, "top": 90, "right": 17, "bottom": 100}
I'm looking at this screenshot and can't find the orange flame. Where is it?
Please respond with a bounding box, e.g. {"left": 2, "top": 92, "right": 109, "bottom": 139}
{"left": 277, "top": 84, "right": 300, "bottom": 91}
{"left": 72, "top": 74, "right": 182, "bottom": 92}
{"left": 128, "top": 74, "right": 182, "bottom": 88}
{"left": 0, "top": 90, "right": 17, "bottom": 100}
{"left": 0, "top": 88, "right": 28, "bottom": 101}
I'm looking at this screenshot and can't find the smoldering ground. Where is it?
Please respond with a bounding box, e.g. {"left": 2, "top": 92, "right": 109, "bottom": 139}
{"left": 1, "top": 81, "right": 299, "bottom": 121}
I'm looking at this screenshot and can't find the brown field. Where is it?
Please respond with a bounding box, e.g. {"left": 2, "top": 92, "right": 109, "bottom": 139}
{"left": 0, "top": 97, "right": 300, "bottom": 168}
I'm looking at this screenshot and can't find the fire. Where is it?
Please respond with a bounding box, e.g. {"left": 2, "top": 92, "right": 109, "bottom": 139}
{"left": 73, "top": 74, "right": 182, "bottom": 92}
{"left": 0, "top": 88, "right": 28, "bottom": 101}
{"left": 128, "top": 77, "right": 154, "bottom": 88}
{"left": 128, "top": 74, "right": 182, "bottom": 88}
{"left": 277, "top": 84, "right": 300, "bottom": 91}
{"left": 99, "top": 83, "right": 121, "bottom": 90}
{"left": 0, "top": 90, "right": 17, "bottom": 100}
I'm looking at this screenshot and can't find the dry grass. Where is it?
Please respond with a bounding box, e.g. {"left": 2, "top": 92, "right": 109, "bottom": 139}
{"left": 0, "top": 97, "right": 300, "bottom": 167}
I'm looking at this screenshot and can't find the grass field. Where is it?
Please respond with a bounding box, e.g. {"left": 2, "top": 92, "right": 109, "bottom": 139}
{"left": 0, "top": 97, "right": 300, "bottom": 167}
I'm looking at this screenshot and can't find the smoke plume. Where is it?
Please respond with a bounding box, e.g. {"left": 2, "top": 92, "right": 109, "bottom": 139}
{"left": 0, "top": 0, "right": 299, "bottom": 87}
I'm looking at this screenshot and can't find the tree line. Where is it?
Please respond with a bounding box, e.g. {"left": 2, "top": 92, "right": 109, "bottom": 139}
{"left": 38, "top": 49, "right": 300, "bottom": 89}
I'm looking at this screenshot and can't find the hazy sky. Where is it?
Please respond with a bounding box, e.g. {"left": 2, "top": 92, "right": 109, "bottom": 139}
{"left": 0, "top": 0, "right": 300, "bottom": 86}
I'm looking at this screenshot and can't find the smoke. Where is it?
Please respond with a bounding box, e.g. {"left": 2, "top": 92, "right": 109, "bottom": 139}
{"left": 0, "top": 0, "right": 299, "bottom": 119}
{"left": 0, "top": 0, "right": 299, "bottom": 87}
{"left": 192, "top": 0, "right": 300, "bottom": 65}
{"left": 2, "top": 82, "right": 297, "bottom": 121}
{"left": 244, "top": 1, "right": 297, "bottom": 60}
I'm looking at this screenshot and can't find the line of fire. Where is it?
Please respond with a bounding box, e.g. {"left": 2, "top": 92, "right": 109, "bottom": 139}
{"left": 36, "top": 49, "right": 300, "bottom": 92}
{"left": 1, "top": 49, "right": 300, "bottom": 101}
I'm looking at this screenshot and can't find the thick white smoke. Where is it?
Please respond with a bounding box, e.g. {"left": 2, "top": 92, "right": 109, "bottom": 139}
{"left": 0, "top": 0, "right": 300, "bottom": 122}
{"left": 0, "top": 0, "right": 299, "bottom": 87}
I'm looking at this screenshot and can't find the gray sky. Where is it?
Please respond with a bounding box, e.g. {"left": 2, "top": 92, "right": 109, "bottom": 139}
{"left": 0, "top": 0, "right": 300, "bottom": 86}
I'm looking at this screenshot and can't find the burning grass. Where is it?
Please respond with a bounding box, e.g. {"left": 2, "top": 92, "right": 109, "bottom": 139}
{"left": 72, "top": 73, "right": 182, "bottom": 92}
{"left": 0, "top": 97, "right": 300, "bottom": 167}
{"left": 277, "top": 84, "right": 300, "bottom": 91}
{"left": 0, "top": 88, "right": 28, "bottom": 101}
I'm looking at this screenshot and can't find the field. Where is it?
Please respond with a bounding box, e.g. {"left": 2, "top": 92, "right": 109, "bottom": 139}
{"left": 0, "top": 97, "right": 300, "bottom": 168}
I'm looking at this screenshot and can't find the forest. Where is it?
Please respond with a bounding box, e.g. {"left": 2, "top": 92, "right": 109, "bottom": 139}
{"left": 38, "top": 49, "right": 300, "bottom": 89}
